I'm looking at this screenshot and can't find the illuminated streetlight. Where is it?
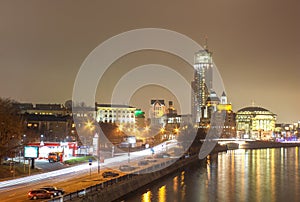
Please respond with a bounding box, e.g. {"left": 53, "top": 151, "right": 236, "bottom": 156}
{"left": 85, "top": 120, "right": 95, "bottom": 132}
{"left": 118, "top": 124, "right": 123, "bottom": 131}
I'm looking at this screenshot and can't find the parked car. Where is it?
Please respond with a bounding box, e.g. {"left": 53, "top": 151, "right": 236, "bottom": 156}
{"left": 27, "top": 189, "right": 55, "bottom": 200}
{"left": 102, "top": 171, "right": 119, "bottom": 178}
{"left": 40, "top": 186, "right": 64, "bottom": 196}
{"left": 154, "top": 152, "right": 171, "bottom": 158}
{"left": 138, "top": 160, "right": 149, "bottom": 166}
{"left": 119, "top": 165, "right": 136, "bottom": 172}
{"left": 119, "top": 142, "right": 130, "bottom": 148}
{"left": 144, "top": 156, "right": 157, "bottom": 163}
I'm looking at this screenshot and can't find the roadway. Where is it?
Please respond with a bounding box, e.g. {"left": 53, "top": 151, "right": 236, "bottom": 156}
{"left": 0, "top": 140, "right": 178, "bottom": 202}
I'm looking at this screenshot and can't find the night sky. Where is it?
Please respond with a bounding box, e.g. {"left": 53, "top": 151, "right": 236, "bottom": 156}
{"left": 0, "top": 0, "right": 299, "bottom": 123}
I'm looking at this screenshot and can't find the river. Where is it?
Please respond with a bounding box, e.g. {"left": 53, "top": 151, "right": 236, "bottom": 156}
{"left": 119, "top": 147, "right": 300, "bottom": 202}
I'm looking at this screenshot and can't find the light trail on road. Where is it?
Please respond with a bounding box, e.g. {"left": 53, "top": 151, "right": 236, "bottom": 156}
{"left": 0, "top": 140, "right": 178, "bottom": 190}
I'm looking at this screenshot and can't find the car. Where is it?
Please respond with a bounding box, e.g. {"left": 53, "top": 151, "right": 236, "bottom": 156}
{"left": 119, "top": 142, "right": 130, "bottom": 148}
{"left": 40, "top": 186, "right": 64, "bottom": 196}
{"left": 144, "top": 156, "right": 157, "bottom": 163}
{"left": 102, "top": 171, "right": 119, "bottom": 178}
{"left": 154, "top": 152, "right": 171, "bottom": 158}
{"left": 138, "top": 160, "right": 149, "bottom": 166}
{"left": 119, "top": 165, "right": 136, "bottom": 172}
{"left": 27, "top": 189, "right": 55, "bottom": 200}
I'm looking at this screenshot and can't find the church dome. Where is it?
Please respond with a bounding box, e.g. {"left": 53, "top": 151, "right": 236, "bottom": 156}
{"left": 237, "top": 106, "right": 276, "bottom": 116}
{"left": 238, "top": 106, "right": 268, "bottom": 113}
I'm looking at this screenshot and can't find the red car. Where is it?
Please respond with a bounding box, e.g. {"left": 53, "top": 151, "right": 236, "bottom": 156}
{"left": 27, "top": 189, "right": 54, "bottom": 200}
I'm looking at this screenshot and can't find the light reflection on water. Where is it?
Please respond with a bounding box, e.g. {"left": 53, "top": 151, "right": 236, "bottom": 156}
{"left": 121, "top": 147, "right": 300, "bottom": 202}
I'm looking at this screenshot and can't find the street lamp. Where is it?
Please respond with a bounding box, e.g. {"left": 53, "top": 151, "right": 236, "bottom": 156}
{"left": 40, "top": 134, "right": 44, "bottom": 146}
{"left": 85, "top": 120, "right": 96, "bottom": 155}
{"left": 127, "top": 143, "right": 131, "bottom": 163}
{"left": 94, "top": 132, "right": 100, "bottom": 174}
{"left": 92, "top": 130, "right": 101, "bottom": 174}
{"left": 22, "top": 134, "right": 26, "bottom": 145}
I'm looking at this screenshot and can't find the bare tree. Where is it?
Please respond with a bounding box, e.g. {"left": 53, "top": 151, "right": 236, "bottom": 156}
{"left": 0, "top": 98, "right": 24, "bottom": 164}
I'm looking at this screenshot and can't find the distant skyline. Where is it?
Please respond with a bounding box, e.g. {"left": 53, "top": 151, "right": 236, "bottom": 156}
{"left": 0, "top": 1, "right": 299, "bottom": 123}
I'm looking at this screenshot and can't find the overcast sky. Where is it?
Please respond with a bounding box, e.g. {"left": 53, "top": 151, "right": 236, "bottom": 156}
{"left": 0, "top": 0, "right": 299, "bottom": 123}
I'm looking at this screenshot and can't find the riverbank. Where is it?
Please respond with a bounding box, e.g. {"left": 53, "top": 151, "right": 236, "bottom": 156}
{"left": 68, "top": 155, "right": 202, "bottom": 202}
{"left": 239, "top": 141, "right": 300, "bottom": 149}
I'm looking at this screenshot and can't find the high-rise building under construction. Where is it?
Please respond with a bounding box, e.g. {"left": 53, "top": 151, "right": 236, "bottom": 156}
{"left": 191, "top": 41, "right": 213, "bottom": 123}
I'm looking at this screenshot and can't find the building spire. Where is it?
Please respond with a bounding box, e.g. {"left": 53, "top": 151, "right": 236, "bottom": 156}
{"left": 204, "top": 35, "right": 208, "bottom": 50}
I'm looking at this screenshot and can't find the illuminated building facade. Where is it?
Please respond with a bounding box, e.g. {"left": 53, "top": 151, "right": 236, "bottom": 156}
{"left": 236, "top": 106, "right": 276, "bottom": 140}
{"left": 27, "top": 141, "right": 77, "bottom": 160}
{"left": 150, "top": 100, "right": 167, "bottom": 126}
{"left": 216, "top": 101, "right": 236, "bottom": 138}
{"left": 274, "top": 123, "right": 300, "bottom": 141}
{"left": 201, "top": 90, "right": 220, "bottom": 123}
{"left": 164, "top": 101, "right": 181, "bottom": 131}
{"left": 95, "top": 104, "right": 136, "bottom": 128}
{"left": 207, "top": 91, "right": 236, "bottom": 138}
{"left": 191, "top": 41, "right": 213, "bottom": 123}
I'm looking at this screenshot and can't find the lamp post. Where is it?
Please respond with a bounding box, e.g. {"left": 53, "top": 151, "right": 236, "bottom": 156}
{"left": 97, "top": 132, "right": 100, "bottom": 174}
{"left": 92, "top": 131, "right": 100, "bottom": 174}
{"left": 127, "top": 143, "right": 132, "bottom": 163}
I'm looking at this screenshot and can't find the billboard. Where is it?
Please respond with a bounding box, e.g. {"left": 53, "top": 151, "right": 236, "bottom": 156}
{"left": 24, "top": 146, "right": 39, "bottom": 158}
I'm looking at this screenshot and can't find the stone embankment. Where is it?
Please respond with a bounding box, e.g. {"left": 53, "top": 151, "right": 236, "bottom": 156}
{"left": 71, "top": 155, "right": 200, "bottom": 202}
{"left": 240, "top": 141, "right": 300, "bottom": 149}
{"left": 60, "top": 144, "right": 227, "bottom": 202}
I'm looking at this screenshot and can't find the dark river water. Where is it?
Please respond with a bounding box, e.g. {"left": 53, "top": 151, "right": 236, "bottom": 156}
{"left": 120, "top": 147, "right": 300, "bottom": 202}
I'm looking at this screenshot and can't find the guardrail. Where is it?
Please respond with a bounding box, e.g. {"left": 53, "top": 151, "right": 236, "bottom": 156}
{"left": 48, "top": 158, "right": 178, "bottom": 202}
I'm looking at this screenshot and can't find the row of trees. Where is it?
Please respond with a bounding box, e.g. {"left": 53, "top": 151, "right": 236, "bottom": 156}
{"left": 0, "top": 98, "right": 24, "bottom": 164}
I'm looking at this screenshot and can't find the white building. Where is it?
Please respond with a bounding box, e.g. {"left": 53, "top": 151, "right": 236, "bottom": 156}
{"left": 95, "top": 103, "right": 136, "bottom": 128}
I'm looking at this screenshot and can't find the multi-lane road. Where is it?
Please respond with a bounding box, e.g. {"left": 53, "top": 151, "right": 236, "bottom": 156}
{"left": 0, "top": 140, "right": 178, "bottom": 202}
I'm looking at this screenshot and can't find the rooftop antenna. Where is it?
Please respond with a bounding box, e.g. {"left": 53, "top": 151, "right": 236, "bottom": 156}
{"left": 251, "top": 100, "right": 255, "bottom": 106}
{"left": 204, "top": 35, "right": 208, "bottom": 50}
